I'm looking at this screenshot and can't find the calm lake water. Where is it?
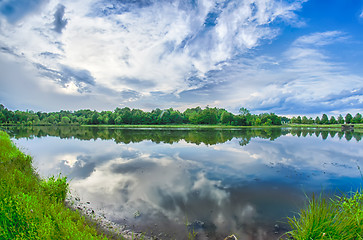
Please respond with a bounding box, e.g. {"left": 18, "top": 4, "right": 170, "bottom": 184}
{"left": 4, "top": 126, "right": 363, "bottom": 240}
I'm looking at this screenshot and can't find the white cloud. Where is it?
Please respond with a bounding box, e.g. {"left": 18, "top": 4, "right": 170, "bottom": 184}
{"left": 0, "top": 0, "right": 306, "bottom": 111}
{"left": 293, "top": 31, "right": 348, "bottom": 46}
{"left": 194, "top": 30, "right": 363, "bottom": 114}
{"left": 3, "top": 0, "right": 361, "bottom": 115}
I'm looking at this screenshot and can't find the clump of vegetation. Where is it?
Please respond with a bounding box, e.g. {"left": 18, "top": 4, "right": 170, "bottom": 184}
{"left": 286, "top": 192, "right": 363, "bottom": 239}
{"left": 0, "top": 131, "right": 109, "bottom": 239}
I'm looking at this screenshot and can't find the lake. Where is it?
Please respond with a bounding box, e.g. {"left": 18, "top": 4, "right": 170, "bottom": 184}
{"left": 4, "top": 126, "right": 363, "bottom": 239}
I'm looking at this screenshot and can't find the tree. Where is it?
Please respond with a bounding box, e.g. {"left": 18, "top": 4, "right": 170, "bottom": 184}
{"left": 301, "top": 116, "right": 309, "bottom": 124}
{"left": 115, "top": 116, "right": 123, "bottom": 125}
{"left": 280, "top": 116, "right": 290, "bottom": 124}
{"left": 91, "top": 113, "right": 99, "bottom": 124}
{"left": 170, "top": 110, "right": 184, "bottom": 124}
{"left": 0, "top": 112, "right": 6, "bottom": 123}
{"left": 315, "top": 116, "right": 320, "bottom": 124}
{"left": 239, "top": 107, "right": 250, "bottom": 116}
{"left": 255, "top": 117, "right": 262, "bottom": 126}
{"left": 329, "top": 116, "right": 337, "bottom": 124}
{"left": 47, "top": 115, "right": 56, "bottom": 124}
{"left": 320, "top": 114, "right": 329, "bottom": 124}
{"left": 290, "top": 117, "right": 297, "bottom": 124}
{"left": 61, "top": 116, "right": 71, "bottom": 125}
{"left": 345, "top": 113, "right": 353, "bottom": 124}
{"left": 239, "top": 107, "right": 253, "bottom": 125}
{"left": 264, "top": 119, "right": 272, "bottom": 126}
{"left": 353, "top": 113, "right": 362, "bottom": 124}
{"left": 337, "top": 114, "right": 344, "bottom": 124}
{"left": 198, "top": 107, "right": 218, "bottom": 124}
{"left": 220, "top": 111, "right": 234, "bottom": 125}
{"left": 107, "top": 114, "right": 115, "bottom": 125}
{"left": 291, "top": 116, "right": 301, "bottom": 124}
{"left": 269, "top": 113, "right": 282, "bottom": 125}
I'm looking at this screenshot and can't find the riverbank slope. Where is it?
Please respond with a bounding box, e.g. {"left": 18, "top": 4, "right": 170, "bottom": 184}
{"left": 0, "top": 131, "right": 117, "bottom": 239}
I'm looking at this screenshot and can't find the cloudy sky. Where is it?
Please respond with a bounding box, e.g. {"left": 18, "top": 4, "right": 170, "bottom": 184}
{"left": 0, "top": 0, "right": 363, "bottom": 115}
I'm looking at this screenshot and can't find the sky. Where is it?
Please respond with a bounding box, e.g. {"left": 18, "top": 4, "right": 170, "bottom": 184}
{"left": 0, "top": 0, "right": 363, "bottom": 115}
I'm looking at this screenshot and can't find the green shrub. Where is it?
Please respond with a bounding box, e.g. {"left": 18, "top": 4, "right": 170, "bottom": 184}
{"left": 40, "top": 176, "right": 68, "bottom": 203}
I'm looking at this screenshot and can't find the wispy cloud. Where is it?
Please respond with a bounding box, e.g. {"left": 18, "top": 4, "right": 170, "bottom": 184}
{"left": 53, "top": 4, "right": 68, "bottom": 33}
{"left": 243, "top": 31, "right": 363, "bottom": 114}
{"left": 293, "top": 31, "right": 348, "bottom": 46}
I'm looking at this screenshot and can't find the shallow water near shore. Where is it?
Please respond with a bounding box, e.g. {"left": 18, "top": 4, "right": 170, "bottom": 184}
{"left": 5, "top": 126, "right": 363, "bottom": 239}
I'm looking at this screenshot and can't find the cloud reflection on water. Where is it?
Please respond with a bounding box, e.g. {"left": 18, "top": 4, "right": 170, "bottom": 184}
{"left": 11, "top": 128, "right": 363, "bottom": 239}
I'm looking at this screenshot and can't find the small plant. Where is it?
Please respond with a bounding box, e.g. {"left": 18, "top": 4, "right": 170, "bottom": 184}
{"left": 187, "top": 228, "right": 198, "bottom": 240}
{"left": 40, "top": 175, "right": 68, "bottom": 202}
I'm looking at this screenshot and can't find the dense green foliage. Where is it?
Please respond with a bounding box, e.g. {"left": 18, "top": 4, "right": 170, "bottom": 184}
{"left": 287, "top": 191, "right": 363, "bottom": 239}
{"left": 0, "top": 104, "right": 282, "bottom": 126}
{"left": 2, "top": 104, "right": 362, "bottom": 127}
{"left": 0, "top": 131, "right": 111, "bottom": 239}
{"left": 3, "top": 126, "right": 362, "bottom": 148}
{"left": 291, "top": 113, "right": 363, "bottom": 124}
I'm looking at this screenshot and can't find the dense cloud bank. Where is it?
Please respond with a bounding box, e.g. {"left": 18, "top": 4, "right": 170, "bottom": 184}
{"left": 0, "top": 0, "right": 362, "bottom": 114}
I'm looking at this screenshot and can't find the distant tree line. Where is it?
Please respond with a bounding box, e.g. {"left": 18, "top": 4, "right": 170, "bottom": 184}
{"left": 0, "top": 104, "right": 282, "bottom": 126}
{"left": 1, "top": 104, "right": 361, "bottom": 126}
{"left": 290, "top": 113, "right": 363, "bottom": 125}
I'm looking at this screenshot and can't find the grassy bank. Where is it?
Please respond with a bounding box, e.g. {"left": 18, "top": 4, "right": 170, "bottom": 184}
{"left": 83, "top": 123, "right": 363, "bottom": 129}
{"left": 82, "top": 124, "right": 285, "bottom": 129}
{"left": 0, "top": 131, "right": 115, "bottom": 239}
{"left": 286, "top": 191, "right": 363, "bottom": 239}
{"left": 287, "top": 123, "right": 363, "bottom": 128}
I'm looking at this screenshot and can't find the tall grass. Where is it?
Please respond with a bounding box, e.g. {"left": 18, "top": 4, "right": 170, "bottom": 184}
{"left": 286, "top": 192, "right": 363, "bottom": 239}
{"left": 0, "top": 131, "right": 110, "bottom": 239}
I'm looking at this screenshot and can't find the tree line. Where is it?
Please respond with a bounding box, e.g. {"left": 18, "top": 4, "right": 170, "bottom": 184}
{"left": 0, "top": 105, "right": 282, "bottom": 126}
{"left": 290, "top": 113, "right": 363, "bottom": 124}
{"left": 1, "top": 104, "right": 361, "bottom": 126}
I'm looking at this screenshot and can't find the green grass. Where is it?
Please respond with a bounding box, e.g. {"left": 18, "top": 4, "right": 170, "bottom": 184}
{"left": 82, "top": 124, "right": 285, "bottom": 129}
{"left": 286, "top": 191, "right": 363, "bottom": 240}
{"left": 0, "top": 131, "right": 116, "bottom": 239}
{"left": 287, "top": 123, "right": 342, "bottom": 128}
{"left": 287, "top": 123, "right": 363, "bottom": 128}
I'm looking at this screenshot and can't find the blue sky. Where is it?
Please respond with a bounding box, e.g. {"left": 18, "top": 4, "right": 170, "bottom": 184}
{"left": 0, "top": 0, "right": 362, "bottom": 115}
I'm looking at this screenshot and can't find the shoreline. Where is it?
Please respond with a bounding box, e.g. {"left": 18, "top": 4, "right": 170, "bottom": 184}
{"left": 0, "top": 130, "right": 236, "bottom": 240}
{"left": 3, "top": 122, "right": 362, "bottom": 129}
{"left": 65, "top": 194, "right": 149, "bottom": 240}
{"left": 0, "top": 131, "right": 133, "bottom": 240}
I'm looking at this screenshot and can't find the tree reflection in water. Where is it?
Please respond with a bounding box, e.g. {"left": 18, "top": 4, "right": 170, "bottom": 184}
{"left": 4, "top": 126, "right": 363, "bottom": 240}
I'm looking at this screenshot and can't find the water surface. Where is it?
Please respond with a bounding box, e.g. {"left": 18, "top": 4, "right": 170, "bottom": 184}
{"left": 5, "top": 126, "right": 363, "bottom": 239}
